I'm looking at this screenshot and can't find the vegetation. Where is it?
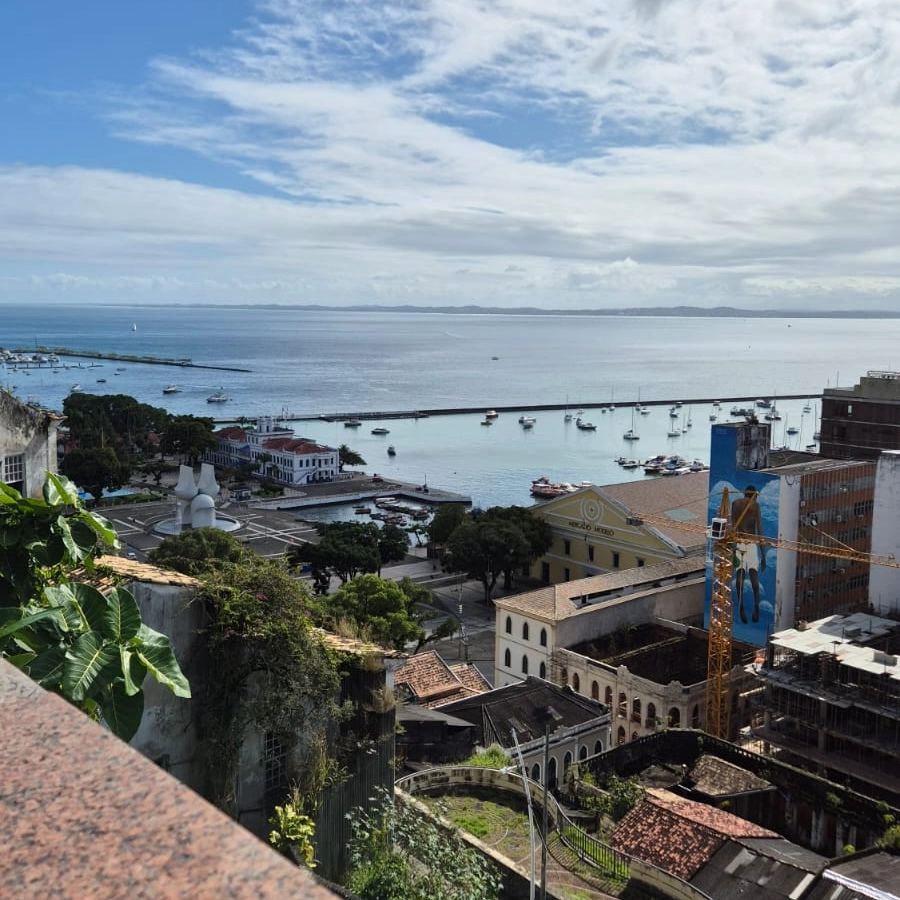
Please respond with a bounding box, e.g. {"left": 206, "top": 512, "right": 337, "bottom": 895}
{"left": 59, "top": 446, "right": 131, "bottom": 507}
{"left": 269, "top": 787, "right": 317, "bottom": 868}
{"left": 581, "top": 774, "right": 646, "bottom": 824}
{"left": 311, "top": 574, "right": 454, "bottom": 652}
{"left": 877, "top": 824, "right": 900, "bottom": 854}
{"left": 0, "top": 474, "right": 190, "bottom": 740}
{"left": 339, "top": 444, "right": 367, "bottom": 470}
{"left": 462, "top": 744, "right": 509, "bottom": 769}
{"left": 148, "top": 527, "right": 247, "bottom": 577}
{"left": 288, "top": 520, "right": 410, "bottom": 593}
{"left": 437, "top": 505, "right": 551, "bottom": 603}
{"left": 346, "top": 786, "right": 502, "bottom": 900}
{"left": 429, "top": 503, "right": 469, "bottom": 545}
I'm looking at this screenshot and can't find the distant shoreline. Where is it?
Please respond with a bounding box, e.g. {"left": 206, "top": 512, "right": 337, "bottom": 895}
{"left": 4, "top": 302, "right": 900, "bottom": 319}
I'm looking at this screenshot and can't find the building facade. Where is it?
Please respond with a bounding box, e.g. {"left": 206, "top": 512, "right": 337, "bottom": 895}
{"left": 820, "top": 370, "right": 900, "bottom": 460}
{"left": 530, "top": 475, "right": 709, "bottom": 584}
{"left": 206, "top": 416, "right": 340, "bottom": 486}
{"left": 0, "top": 390, "right": 61, "bottom": 497}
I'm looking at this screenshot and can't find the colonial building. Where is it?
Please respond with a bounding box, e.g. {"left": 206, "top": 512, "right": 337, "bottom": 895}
{"left": 205, "top": 416, "right": 340, "bottom": 486}
{"left": 0, "top": 389, "right": 62, "bottom": 496}
{"left": 530, "top": 474, "right": 709, "bottom": 584}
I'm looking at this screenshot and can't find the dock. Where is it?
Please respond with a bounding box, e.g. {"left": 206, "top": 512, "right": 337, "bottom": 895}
{"left": 10, "top": 347, "right": 250, "bottom": 373}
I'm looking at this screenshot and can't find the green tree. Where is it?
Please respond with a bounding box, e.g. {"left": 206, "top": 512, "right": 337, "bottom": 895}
{"left": 346, "top": 786, "right": 502, "bottom": 900}
{"left": 148, "top": 527, "right": 248, "bottom": 577}
{"left": 60, "top": 446, "right": 131, "bottom": 506}
{"left": 140, "top": 458, "right": 179, "bottom": 486}
{"left": 377, "top": 522, "right": 409, "bottom": 573}
{"left": 429, "top": 503, "right": 469, "bottom": 545}
{"left": 0, "top": 474, "right": 190, "bottom": 741}
{"left": 442, "top": 518, "right": 532, "bottom": 603}
{"left": 583, "top": 774, "right": 646, "bottom": 823}
{"left": 314, "top": 574, "right": 448, "bottom": 652}
{"left": 162, "top": 414, "right": 217, "bottom": 465}
{"left": 480, "top": 506, "right": 552, "bottom": 589}
{"left": 339, "top": 444, "right": 366, "bottom": 470}
{"left": 288, "top": 521, "right": 382, "bottom": 588}
{"left": 63, "top": 392, "right": 170, "bottom": 458}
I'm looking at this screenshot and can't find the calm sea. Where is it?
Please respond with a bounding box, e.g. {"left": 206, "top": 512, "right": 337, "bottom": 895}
{"left": 3, "top": 304, "right": 899, "bottom": 509}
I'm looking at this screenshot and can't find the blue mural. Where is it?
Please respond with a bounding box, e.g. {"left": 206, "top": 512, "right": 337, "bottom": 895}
{"left": 705, "top": 424, "right": 779, "bottom": 647}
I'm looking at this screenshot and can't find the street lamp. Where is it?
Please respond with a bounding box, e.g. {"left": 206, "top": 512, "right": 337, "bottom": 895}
{"left": 538, "top": 704, "right": 563, "bottom": 900}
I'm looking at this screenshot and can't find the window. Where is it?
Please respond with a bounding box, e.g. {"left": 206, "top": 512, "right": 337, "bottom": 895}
{"left": 539, "top": 661, "right": 546, "bottom": 679}
{"left": 605, "top": 686, "right": 613, "bottom": 707}
{"left": 522, "top": 622, "right": 530, "bottom": 641}
{"left": 636, "top": 558, "right": 645, "bottom": 567}
{"left": 539, "top": 628, "right": 547, "bottom": 647}
{"left": 563, "top": 539, "right": 571, "bottom": 555}
{"left": 618, "top": 692, "right": 627, "bottom": 718}
{"left": 668, "top": 707, "right": 680, "bottom": 727}
{"left": 617, "top": 726, "right": 626, "bottom": 745}
{"left": 632, "top": 698, "right": 642, "bottom": 724}
{"left": 521, "top": 655, "right": 529, "bottom": 675}
{"left": 531, "top": 763, "right": 541, "bottom": 782}
{"left": 591, "top": 680, "right": 599, "bottom": 700}
{"left": 504, "top": 648, "right": 511, "bottom": 667}
{"left": 563, "top": 567, "right": 570, "bottom": 581}
{"left": 505, "top": 616, "right": 512, "bottom": 634}
{"left": 612, "top": 551, "right": 620, "bottom": 569}
{"left": 579, "top": 746, "right": 588, "bottom": 761}
{"left": 588, "top": 545, "right": 595, "bottom": 562}
{"left": 265, "top": 732, "right": 287, "bottom": 792}
{"left": 541, "top": 562, "right": 550, "bottom": 583}
{"left": 3, "top": 453, "right": 24, "bottom": 491}
{"left": 691, "top": 704, "right": 701, "bottom": 728}
{"left": 646, "top": 702, "right": 657, "bottom": 727}
{"left": 594, "top": 740, "right": 603, "bottom": 754}
{"left": 572, "top": 673, "right": 580, "bottom": 692}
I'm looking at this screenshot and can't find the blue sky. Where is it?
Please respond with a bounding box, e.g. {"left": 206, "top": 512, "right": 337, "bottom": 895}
{"left": 2, "top": 0, "right": 899, "bottom": 310}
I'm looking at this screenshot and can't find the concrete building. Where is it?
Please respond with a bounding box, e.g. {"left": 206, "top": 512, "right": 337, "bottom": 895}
{"left": 752, "top": 611, "right": 900, "bottom": 799}
{"left": 820, "top": 369, "right": 900, "bottom": 460}
{"left": 439, "top": 676, "right": 612, "bottom": 789}
{"left": 0, "top": 389, "right": 62, "bottom": 496}
{"left": 529, "top": 474, "right": 709, "bottom": 584}
{"left": 206, "top": 416, "right": 340, "bottom": 486}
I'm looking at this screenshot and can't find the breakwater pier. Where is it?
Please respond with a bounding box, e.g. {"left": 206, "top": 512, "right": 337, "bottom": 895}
{"left": 6, "top": 347, "right": 250, "bottom": 373}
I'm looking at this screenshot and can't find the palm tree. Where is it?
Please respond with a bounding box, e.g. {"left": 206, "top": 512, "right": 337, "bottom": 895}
{"left": 339, "top": 444, "right": 366, "bottom": 471}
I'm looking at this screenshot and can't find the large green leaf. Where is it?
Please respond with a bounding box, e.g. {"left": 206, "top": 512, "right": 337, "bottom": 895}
{"left": 43, "top": 473, "right": 81, "bottom": 507}
{"left": 28, "top": 646, "right": 67, "bottom": 689}
{"left": 63, "top": 631, "right": 120, "bottom": 702}
{"left": 119, "top": 646, "right": 147, "bottom": 697}
{"left": 134, "top": 624, "right": 191, "bottom": 698}
{"left": 0, "top": 607, "right": 66, "bottom": 641}
{"left": 69, "top": 583, "right": 141, "bottom": 642}
{"left": 100, "top": 682, "right": 145, "bottom": 742}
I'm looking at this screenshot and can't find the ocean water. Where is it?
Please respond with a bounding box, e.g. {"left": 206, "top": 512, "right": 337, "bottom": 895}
{"left": 3, "top": 305, "right": 899, "bottom": 509}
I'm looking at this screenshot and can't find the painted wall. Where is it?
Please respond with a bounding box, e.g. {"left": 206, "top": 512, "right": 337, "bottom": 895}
{"left": 706, "top": 424, "right": 779, "bottom": 647}
{"left": 870, "top": 450, "right": 900, "bottom": 616}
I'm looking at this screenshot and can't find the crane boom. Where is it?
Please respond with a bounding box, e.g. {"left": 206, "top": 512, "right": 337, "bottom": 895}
{"left": 631, "top": 488, "right": 900, "bottom": 740}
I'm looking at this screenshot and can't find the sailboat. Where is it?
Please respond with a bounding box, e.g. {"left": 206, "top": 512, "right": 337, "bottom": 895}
{"left": 132, "top": 323, "right": 137, "bottom": 332}
{"left": 623, "top": 405, "right": 640, "bottom": 441}
{"left": 564, "top": 395, "right": 572, "bottom": 422}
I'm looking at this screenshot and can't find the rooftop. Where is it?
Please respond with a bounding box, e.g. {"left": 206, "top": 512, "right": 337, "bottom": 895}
{"left": 394, "top": 650, "right": 491, "bottom": 707}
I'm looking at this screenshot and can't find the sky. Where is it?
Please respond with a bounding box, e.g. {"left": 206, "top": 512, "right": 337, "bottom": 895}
{"left": 2, "top": 0, "right": 899, "bottom": 311}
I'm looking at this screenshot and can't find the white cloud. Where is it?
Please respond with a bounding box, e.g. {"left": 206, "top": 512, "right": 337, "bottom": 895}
{"left": 3, "top": 0, "right": 900, "bottom": 309}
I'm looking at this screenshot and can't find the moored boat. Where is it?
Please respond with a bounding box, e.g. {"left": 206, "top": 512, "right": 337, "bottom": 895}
{"left": 163, "top": 383, "right": 179, "bottom": 394}
{"left": 206, "top": 389, "right": 228, "bottom": 403}
{"left": 484, "top": 409, "right": 499, "bottom": 419}
{"left": 372, "top": 426, "right": 390, "bottom": 435}
{"left": 387, "top": 445, "right": 396, "bottom": 456}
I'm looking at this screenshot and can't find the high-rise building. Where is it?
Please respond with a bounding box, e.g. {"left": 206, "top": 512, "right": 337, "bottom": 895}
{"left": 820, "top": 370, "right": 900, "bottom": 460}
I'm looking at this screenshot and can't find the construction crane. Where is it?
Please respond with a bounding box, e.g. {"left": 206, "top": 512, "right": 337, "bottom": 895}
{"left": 632, "top": 487, "right": 900, "bottom": 740}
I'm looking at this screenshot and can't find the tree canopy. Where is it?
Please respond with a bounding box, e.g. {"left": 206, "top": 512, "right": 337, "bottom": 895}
{"left": 0, "top": 474, "right": 190, "bottom": 741}
{"left": 60, "top": 446, "right": 131, "bottom": 506}
{"left": 338, "top": 444, "right": 366, "bottom": 470}
{"left": 148, "top": 527, "right": 248, "bottom": 577}
{"left": 428, "top": 503, "right": 469, "bottom": 545}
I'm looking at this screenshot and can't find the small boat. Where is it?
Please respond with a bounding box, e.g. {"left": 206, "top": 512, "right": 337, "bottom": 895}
{"left": 163, "top": 383, "right": 179, "bottom": 394}
{"left": 96, "top": 378, "right": 106, "bottom": 383}
{"left": 575, "top": 418, "right": 596, "bottom": 431}
{"left": 805, "top": 443, "right": 818, "bottom": 452}
{"left": 70, "top": 383, "right": 81, "bottom": 393}
{"left": 521, "top": 418, "right": 535, "bottom": 429}
{"left": 371, "top": 426, "right": 390, "bottom": 435}
{"left": 387, "top": 445, "right": 396, "bottom": 456}
{"left": 639, "top": 405, "right": 650, "bottom": 415}
{"left": 666, "top": 427, "right": 681, "bottom": 437}
{"left": 786, "top": 426, "right": 799, "bottom": 435}
{"left": 623, "top": 429, "right": 640, "bottom": 441}
{"left": 132, "top": 323, "right": 137, "bottom": 332}
{"left": 344, "top": 419, "right": 362, "bottom": 427}
{"left": 669, "top": 407, "right": 679, "bottom": 418}
{"left": 484, "top": 409, "right": 499, "bottom": 419}
{"left": 206, "top": 389, "right": 228, "bottom": 403}
{"left": 621, "top": 459, "right": 639, "bottom": 469}
{"left": 614, "top": 456, "right": 627, "bottom": 465}
{"left": 756, "top": 398, "right": 772, "bottom": 408}
{"left": 518, "top": 414, "right": 535, "bottom": 424}
{"left": 803, "top": 402, "right": 812, "bottom": 414}
{"left": 712, "top": 400, "right": 720, "bottom": 407}
{"left": 709, "top": 413, "right": 717, "bottom": 421}
{"left": 481, "top": 418, "right": 493, "bottom": 426}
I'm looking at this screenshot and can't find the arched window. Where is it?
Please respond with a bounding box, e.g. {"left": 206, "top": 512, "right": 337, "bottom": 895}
{"left": 539, "top": 661, "right": 547, "bottom": 679}
{"left": 668, "top": 707, "right": 681, "bottom": 727}
{"left": 691, "top": 704, "right": 701, "bottom": 728}
{"left": 522, "top": 622, "right": 530, "bottom": 641}
{"left": 617, "top": 726, "right": 626, "bottom": 745}
{"left": 605, "top": 686, "right": 613, "bottom": 708}
{"left": 505, "top": 616, "right": 512, "bottom": 634}
{"left": 618, "top": 692, "right": 627, "bottom": 718}
{"left": 579, "top": 745, "right": 588, "bottom": 761}
{"left": 563, "top": 751, "right": 572, "bottom": 775}
{"left": 522, "top": 655, "right": 529, "bottom": 675}
{"left": 591, "top": 680, "right": 599, "bottom": 701}
{"left": 647, "top": 702, "right": 657, "bottom": 727}
{"left": 548, "top": 756, "right": 558, "bottom": 789}
{"left": 531, "top": 763, "right": 541, "bottom": 782}
{"left": 572, "top": 673, "right": 580, "bottom": 692}
{"left": 504, "top": 648, "right": 511, "bottom": 667}
{"left": 631, "top": 731, "right": 640, "bottom": 742}
{"left": 560, "top": 666, "right": 568, "bottom": 685}
{"left": 632, "top": 698, "right": 642, "bottom": 724}
{"left": 540, "top": 628, "right": 547, "bottom": 647}
{"left": 594, "top": 740, "right": 603, "bottom": 754}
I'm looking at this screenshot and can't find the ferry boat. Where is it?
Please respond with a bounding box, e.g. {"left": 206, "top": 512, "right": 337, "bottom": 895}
{"left": 206, "top": 389, "right": 228, "bottom": 403}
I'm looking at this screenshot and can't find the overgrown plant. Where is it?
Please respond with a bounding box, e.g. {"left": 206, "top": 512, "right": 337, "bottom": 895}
{"left": 346, "top": 786, "right": 502, "bottom": 900}
{"left": 0, "top": 474, "right": 190, "bottom": 740}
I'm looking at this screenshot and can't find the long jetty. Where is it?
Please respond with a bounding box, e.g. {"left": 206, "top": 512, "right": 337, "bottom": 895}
{"left": 213, "top": 394, "right": 820, "bottom": 425}
{"left": 11, "top": 347, "right": 250, "bottom": 373}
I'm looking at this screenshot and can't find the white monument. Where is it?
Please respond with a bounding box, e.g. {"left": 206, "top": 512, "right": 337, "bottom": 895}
{"left": 173, "top": 463, "right": 220, "bottom": 532}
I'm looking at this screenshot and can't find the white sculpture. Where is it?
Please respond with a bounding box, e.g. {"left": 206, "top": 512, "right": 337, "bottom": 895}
{"left": 172, "top": 463, "right": 219, "bottom": 533}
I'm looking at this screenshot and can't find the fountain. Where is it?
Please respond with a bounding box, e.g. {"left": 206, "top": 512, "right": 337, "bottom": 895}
{"left": 153, "top": 463, "right": 241, "bottom": 536}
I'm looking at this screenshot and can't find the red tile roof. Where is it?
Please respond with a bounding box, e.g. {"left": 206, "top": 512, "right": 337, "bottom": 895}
{"left": 611, "top": 789, "right": 777, "bottom": 881}
{"left": 395, "top": 650, "right": 489, "bottom": 707}
{"left": 262, "top": 437, "right": 332, "bottom": 454}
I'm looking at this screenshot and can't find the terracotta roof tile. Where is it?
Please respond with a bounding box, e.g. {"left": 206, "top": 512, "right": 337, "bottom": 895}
{"left": 395, "top": 650, "right": 489, "bottom": 707}
{"left": 97, "top": 555, "right": 202, "bottom": 588}
{"left": 611, "top": 789, "right": 778, "bottom": 881}
{"left": 262, "top": 437, "right": 333, "bottom": 454}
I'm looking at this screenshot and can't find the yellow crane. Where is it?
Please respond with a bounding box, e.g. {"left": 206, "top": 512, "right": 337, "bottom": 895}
{"left": 633, "top": 487, "right": 900, "bottom": 740}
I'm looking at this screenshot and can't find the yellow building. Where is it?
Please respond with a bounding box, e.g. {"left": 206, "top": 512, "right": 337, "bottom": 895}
{"left": 531, "top": 472, "right": 710, "bottom": 583}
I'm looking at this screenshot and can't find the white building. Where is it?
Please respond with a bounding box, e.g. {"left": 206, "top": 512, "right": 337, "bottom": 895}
{"left": 206, "top": 417, "right": 339, "bottom": 486}
{"left": 0, "top": 389, "right": 62, "bottom": 497}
